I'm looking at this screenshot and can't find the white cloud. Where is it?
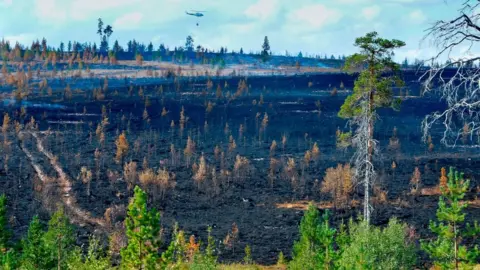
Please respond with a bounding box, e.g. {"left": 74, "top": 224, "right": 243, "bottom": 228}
{"left": 71, "top": 0, "right": 135, "bottom": 9}
{"left": 361, "top": 5, "right": 380, "bottom": 20}
{"left": 2, "top": 0, "right": 12, "bottom": 6}
{"left": 396, "top": 46, "right": 438, "bottom": 62}
{"left": 34, "top": 0, "right": 67, "bottom": 23}
{"left": 388, "top": 0, "right": 417, "bottom": 3}
{"left": 336, "top": 0, "right": 370, "bottom": 3}
{"left": 408, "top": 10, "right": 426, "bottom": 24}
{"left": 34, "top": 0, "right": 141, "bottom": 22}
{"left": 151, "top": 35, "right": 163, "bottom": 44}
{"left": 244, "top": 0, "right": 278, "bottom": 20}
{"left": 113, "top": 12, "right": 143, "bottom": 30}
{"left": 198, "top": 35, "right": 231, "bottom": 51}
{"left": 4, "top": 33, "right": 36, "bottom": 44}
{"left": 402, "top": 49, "right": 421, "bottom": 59}
{"left": 223, "top": 23, "right": 256, "bottom": 34}
{"left": 70, "top": 0, "right": 140, "bottom": 20}
{"left": 353, "top": 21, "right": 383, "bottom": 32}
{"left": 286, "top": 4, "right": 342, "bottom": 30}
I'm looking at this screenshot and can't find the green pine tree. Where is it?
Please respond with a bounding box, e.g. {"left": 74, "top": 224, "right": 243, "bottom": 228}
{"left": 338, "top": 32, "right": 405, "bottom": 117}
{"left": 121, "top": 186, "right": 161, "bottom": 270}
{"left": 189, "top": 226, "right": 217, "bottom": 270}
{"left": 338, "top": 32, "right": 405, "bottom": 223}
{"left": 421, "top": 167, "right": 480, "bottom": 270}
{"left": 42, "top": 205, "right": 75, "bottom": 270}
{"left": 1, "top": 249, "right": 18, "bottom": 270}
{"left": 160, "top": 223, "right": 187, "bottom": 268}
{"left": 0, "top": 194, "right": 11, "bottom": 253}
{"left": 67, "top": 236, "right": 111, "bottom": 270}
{"left": 261, "top": 36, "right": 271, "bottom": 62}
{"left": 205, "top": 226, "right": 216, "bottom": 265}
{"left": 19, "top": 215, "right": 48, "bottom": 270}
{"left": 0, "top": 194, "right": 17, "bottom": 270}
{"left": 289, "top": 203, "right": 336, "bottom": 270}
{"left": 160, "top": 225, "right": 176, "bottom": 269}
{"left": 339, "top": 32, "right": 405, "bottom": 119}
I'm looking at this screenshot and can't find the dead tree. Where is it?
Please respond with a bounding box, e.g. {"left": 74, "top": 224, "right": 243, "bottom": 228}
{"left": 420, "top": 0, "right": 480, "bottom": 147}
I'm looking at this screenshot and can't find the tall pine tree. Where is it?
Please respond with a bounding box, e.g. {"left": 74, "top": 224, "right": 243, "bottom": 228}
{"left": 20, "top": 215, "right": 48, "bottom": 269}
{"left": 339, "top": 32, "right": 405, "bottom": 223}
{"left": 121, "top": 186, "right": 161, "bottom": 269}
{"left": 42, "top": 206, "right": 75, "bottom": 270}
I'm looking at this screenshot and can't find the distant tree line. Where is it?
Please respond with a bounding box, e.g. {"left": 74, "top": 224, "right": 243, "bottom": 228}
{"left": 0, "top": 17, "right": 466, "bottom": 69}
{"left": 0, "top": 18, "right": 349, "bottom": 67}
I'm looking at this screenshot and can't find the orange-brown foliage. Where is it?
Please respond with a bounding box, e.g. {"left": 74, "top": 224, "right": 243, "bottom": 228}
{"left": 321, "top": 164, "right": 354, "bottom": 208}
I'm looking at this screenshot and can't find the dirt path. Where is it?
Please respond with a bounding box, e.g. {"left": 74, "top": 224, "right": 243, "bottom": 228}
{"left": 19, "top": 139, "right": 50, "bottom": 183}
{"left": 21, "top": 131, "right": 106, "bottom": 228}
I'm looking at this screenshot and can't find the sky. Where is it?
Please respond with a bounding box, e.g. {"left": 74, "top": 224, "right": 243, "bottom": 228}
{"left": 0, "top": 0, "right": 473, "bottom": 62}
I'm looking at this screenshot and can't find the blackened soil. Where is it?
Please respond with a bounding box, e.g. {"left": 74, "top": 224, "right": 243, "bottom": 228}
{"left": 0, "top": 72, "right": 478, "bottom": 266}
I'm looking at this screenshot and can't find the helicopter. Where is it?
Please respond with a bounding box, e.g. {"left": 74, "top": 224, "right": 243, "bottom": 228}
{"left": 185, "top": 10, "right": 206, "bottom": 26}
{"left": 185, "top": 10, "right": 205, "bottom": 17}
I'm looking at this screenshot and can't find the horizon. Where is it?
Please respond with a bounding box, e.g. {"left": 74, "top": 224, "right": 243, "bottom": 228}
{"left": 1, "top": 0, "right": 476, "bottom": 63}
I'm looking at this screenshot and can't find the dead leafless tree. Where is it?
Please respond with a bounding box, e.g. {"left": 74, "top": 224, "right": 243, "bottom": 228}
{"left": 420, "top": 0, "right": 480, "bottom": 147}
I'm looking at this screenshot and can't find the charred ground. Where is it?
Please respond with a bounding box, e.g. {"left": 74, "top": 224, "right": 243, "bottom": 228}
{"left": 0, "top": 70, "right": 478, "bottom": 265}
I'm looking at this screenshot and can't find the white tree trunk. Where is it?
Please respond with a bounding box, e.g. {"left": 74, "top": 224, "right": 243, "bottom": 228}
{"left": 351, "top": 92, "right": 376, "bottom": 224}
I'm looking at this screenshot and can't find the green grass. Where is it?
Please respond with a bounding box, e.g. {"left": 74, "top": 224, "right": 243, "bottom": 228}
{"left": 219, "top": 264, "right": 286, "bottom": 270}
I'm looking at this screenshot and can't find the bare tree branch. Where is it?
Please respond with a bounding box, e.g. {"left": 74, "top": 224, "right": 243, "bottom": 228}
{"left": 420, "top": 0, "right": 480, "bottom": 148}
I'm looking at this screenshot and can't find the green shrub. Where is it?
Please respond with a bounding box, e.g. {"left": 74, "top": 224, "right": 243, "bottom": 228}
{"left": 189, "top": 250, "right": 217, "bottom": 270}
{"left": 338, "top": 218, "right": 416, "bottom": 269}
{"left": 243, "top": 245, "right": 252, "bottom": 265}
{"left": 276, "top": 251, "right": 286, "bottom": 266}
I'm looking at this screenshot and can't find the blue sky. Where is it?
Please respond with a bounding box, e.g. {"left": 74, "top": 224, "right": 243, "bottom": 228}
{"left": 0, "top": 0, "right": 469, "bottom": 62}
